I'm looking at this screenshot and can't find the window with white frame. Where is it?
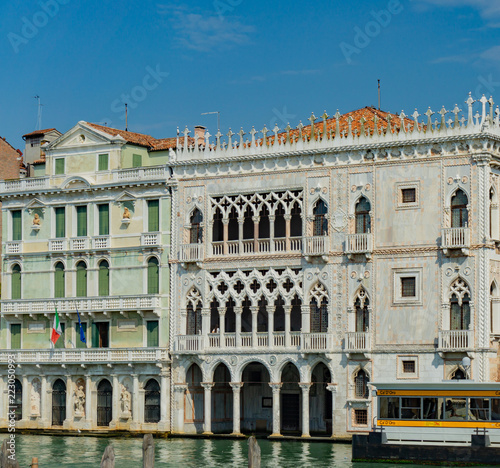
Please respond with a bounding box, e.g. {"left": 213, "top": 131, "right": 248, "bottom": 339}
{"left": 393, "top": 268, "right": 422, "bottom": 306}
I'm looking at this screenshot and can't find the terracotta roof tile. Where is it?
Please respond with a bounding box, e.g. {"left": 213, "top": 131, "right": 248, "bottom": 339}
{"left": 22, "top": 128, "right": 58, "bottom": 138}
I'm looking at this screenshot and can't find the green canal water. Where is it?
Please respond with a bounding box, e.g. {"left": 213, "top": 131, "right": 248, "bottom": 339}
{"left": 8, "top": 435, "right": 494, "bottom": 468}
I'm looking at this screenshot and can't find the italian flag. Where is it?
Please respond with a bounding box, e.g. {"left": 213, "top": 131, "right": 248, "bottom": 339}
{"left": 50, "top": 307, "right": 62, "bottom": 346}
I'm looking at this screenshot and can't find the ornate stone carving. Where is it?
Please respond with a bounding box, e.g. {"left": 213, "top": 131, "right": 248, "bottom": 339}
{"left": 30, "top": 378, "right": 41, "bottom": 417}
{"left": 120, "top": 384, "right": 131, "bottom": 419}
{"left": 74, "top": 380, "right": 85, "bottom": 417}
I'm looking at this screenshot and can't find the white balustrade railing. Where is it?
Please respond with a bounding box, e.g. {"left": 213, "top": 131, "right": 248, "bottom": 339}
{"left": 141, "top": 232, "right": 160, "bottom": 246}
{"left": 241, "top": 333, "right": 252, "bottom": 347}
{"left": 5, "top": 241, "right": 22, "bottom": 254}
{"left": 289, "top": 237, "right": 302, "bottom": 252}
{"left": 92, "top": 236, "right": 110, "bottom": 249}
{"left": 242, "top": 240, "right": 255, "bottom": 254}
{"left": 49, "top": 239, "right": 67, "bottom": 252}
{"left": 225, "top": 333, "right": 236, "bottom": 347}
{"left": 227, "top": 241, "right": 239, "bottom": 255}
{"left": 0, "top": 347, "right": 167, "bottom": 364}
{"left": 301, "top": 332, "right": 330, "bottom": 351}
{"left": 303, "top": 236, "right": 328, "bottom": 256}
{"left": 441, "top": 228, "right": 470, "bottom": 249}
{"left": 258, "top": 239, "right": 270, "bottom": 253}
{"left": 180, "top": 243, "right": 204, "bottom": 262}
{"left": 290, "top": 332, "right": 301, "bottom": 347}
{"left": 257, "top": 333, "right": 268, "bottom": 347}
{"left": 212, "top": 242, "right": 224, "bottom": 256}
{"left": 346, "top": 233, "right": 372, "bottom": 254}
{"left": 211, "top": 237, "right": 304, "bottom": 257}
{"left": 113, "top": 166, "right": 167, "bottom": 182}
{"left": 0, "top": 177, "right": 50, "bottom": 193}
{"left": 273, "top": 238, "right": 286, "bottom": 252}
{"left": 208, "top": 334, "right": 220, "bottom": 348}
{"left": 175, "top": 335, "right": 203, "bottom": 352}
{"left": 345, "top": 332, "right": 370, "bottom": 352}
{"left": 70, "top": 237, "right": 89, "bottom": 250}
{"left": 273, "top": 332, "right": 285, "bottom": 347}
{"left": 438, "top": 329, "right": 472, "bottom": 350}
{"left": 2, "top": 295, "right": 161, "bottom": 314}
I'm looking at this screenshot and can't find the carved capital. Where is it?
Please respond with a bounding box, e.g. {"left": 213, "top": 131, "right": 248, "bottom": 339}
{"left": 230, "top": 382, "right": 244, "bottom": 391}
{"left": 269, "top": 382, "right": 282, "bottom": 393}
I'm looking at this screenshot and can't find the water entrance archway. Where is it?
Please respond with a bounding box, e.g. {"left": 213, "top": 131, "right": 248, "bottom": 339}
{"left": 241, "top": 362, "right": 272, "bottom": 433}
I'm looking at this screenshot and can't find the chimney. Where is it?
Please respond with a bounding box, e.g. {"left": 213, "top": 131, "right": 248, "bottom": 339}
{"left": 194, "top": 126, "right": 205, "bottom": 146}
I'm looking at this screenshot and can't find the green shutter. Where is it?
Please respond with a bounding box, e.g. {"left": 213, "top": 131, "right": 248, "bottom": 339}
{"left": 10, "top": 324, "right": 21, "bottom": 349}
{"left": 98, "top": 154, "right": 109, "bottom": 171}
{"left": 55, "top": 207, "right": 65, "bottom": 238}
{"left": 147, "top": 321, "right": 159, "bottom": 347}
{"left": 55, "top": 158, "right": 65, "bottom": 175}
{"left": 98, "top": 262, "right": 110, "bottom": 296}
{"left": 132, "top": 154, "right": 142, "bottom": 168}
{"left": 12, "top": 211, "right": 22, "bottom": 241}
{"left": 98, "top": 204, "right": 109, "bottom": 235}
{"left": 148, "top": 200, "right": 159, "bottom": 232}
{"left": 76, "top": 206, "right": 87, "bottom": 237}
{"left": 54, "top": 263, "right": 65, "bottom": 298}
{"left": 147, "top": 258, "right": 159, "bottom": 294}
{"left": 75, "top": 322, "right": 87, "bottom": 349}
{"left": 91, "top": 322, "right": 99, "bottom": 348}
{"left": 11, "top": 265, "right": 21, "bottom": 300}
{"left": 76, "top": 263, "right": 87, "bottom": 297}
{"left": 55, "top": 323, "right": 65, "bottom": 349}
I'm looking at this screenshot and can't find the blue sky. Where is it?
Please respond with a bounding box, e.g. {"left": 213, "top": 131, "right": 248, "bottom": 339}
{"left": 1, "top": 0, "right": 500, "bottom": 150}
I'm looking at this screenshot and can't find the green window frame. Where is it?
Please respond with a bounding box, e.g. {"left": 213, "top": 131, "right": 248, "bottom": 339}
{"left": 98, "top": 153, "right": 109, "bottom": 171}
{"left": 54, "top": 262, "right": 65, "bottom": 298}
{"left": 10, "top": 324, "right": 21, "bottom": 349}
{"left": 55, "top": 322, "right": 66, "bottom": 349}
{"left": 147, "top": 257, "right": 159, "bottom": 294}
{"left": 132, "top": 154, "right": 142, "bottom": 168}
{"left": 76, "top": 262, "right": 87, "bottom": 297}
{"left": 98, "top": 204, "right": 109, "bottom": 236}
{"left": 11, "top": 264, "right": 21, "bottom": 300}
{"left": 12, "top": 210, "right": 22, "bottom": 241}
{"left": 98, "top": 260, "right": 110, "bottom": 296}
{"left": 55, "top": 158, "right": 65, "bottom": 175}
{"left": 148, "top": 200, "right": 159, "bottom": 232}
{"left": 146, "top": 320, "right": 159, "bottom": 347}
{"left": 75, "top": 322, "right": 87, "bottom": 349}
{"left": 55, "top": 207, "right": 65, "bottom": 238}
{"left": 76, "top": 206, "right": 87, "bottom": 237}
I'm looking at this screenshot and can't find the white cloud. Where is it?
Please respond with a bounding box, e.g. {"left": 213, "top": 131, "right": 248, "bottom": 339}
{"left": 413, "top": 0, "right": 500, "bottom": 20}
{"left": 480, "top": 46, "right": 500, "bottom": 62}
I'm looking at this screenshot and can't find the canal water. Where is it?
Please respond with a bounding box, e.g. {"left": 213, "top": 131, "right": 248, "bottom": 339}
{"left": 9, "top": 435, "right": 494, "bottom": 467}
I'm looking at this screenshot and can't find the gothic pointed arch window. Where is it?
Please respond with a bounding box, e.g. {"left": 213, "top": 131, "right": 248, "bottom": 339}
{"left": 450, "top": 278, "right": 471, "bottom": 330}
{"left": 259, "top": 205, "right": 270, "bottom": 239}
{"left": 354, "top": 288, "right": 369, "bottom": 332}
{"left": 243, "top": 206, "right": 254, "bottom": 240}
{"left": 355, "top": 197, "right": 371, "bottom": 234}
{"left": 290, "top": 201, "right": 302, "bottom": 237}
{"left": 98, "top": 260, "right": 110, "bottom": 296}
{"left": 313, "top": 199, "right": 328, "bottom": 236}
{"left": 54, "top": 262, "right": 65, "bottom": 298}
{"left": 451, "top": 189, "right": 468, "bottom": 228}
{"left": 451, "top": 367, "right": 466, "bottom": 380}
{"left": 228, "top": 206, "right": 239, "bottom": 241}
{"left": 11, "top": 264, "right": 21, "bottom": 300}
{"left": 76, "top": 261, "right": 87, "bottom": 297}
{"left": 310, "top": 283, "right": 328, "bottom": 333}
{"left": 212, "top": 207, "right": 223, "bottom": 242}
{"left": 354, "top": 368, "right": 369, "bottom": 399}
{"left": 274, "top": 204, "right": 286, "bottom": 239}
{"left": 189, "top": 208, "right": 203, "bottom": 244}
{"left": 186, "top": 288, "right": 202, "bottom": 335}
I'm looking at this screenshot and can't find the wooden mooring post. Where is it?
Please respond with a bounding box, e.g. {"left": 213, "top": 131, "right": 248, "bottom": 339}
{"left": 143, "top": 434, "right": 154, "bottom": 468}
{"left": 248, "top": 436, "right": 261, "bottom": 468}
{"left": 0, "top": 438, "right": 20, "bottom": 468}
{"left": 30, "top": 458, "right": 38, "bottom": 468}
{"left": 100, "top": 444, "right": 115, "bottom": 468}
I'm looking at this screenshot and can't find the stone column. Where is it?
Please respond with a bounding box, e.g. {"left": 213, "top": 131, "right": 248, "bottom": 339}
{"left": 235, "top": 307, "right": 242, "bottom": 347}
{"left": 173, "top": 384, "right": 187, "bottom": 433}
{"left": 111, "top": 374, "right": 119, "bottom": 426}
{"left": 201, "top": 307, "right": 211, "bottom": 349}
{"left": 284, "top": 214, "right": 291, "bottom": 251}
{"left": 326, "top": 384, "right": 337, "bottom": 437}
{"left": 301, "top": 305, "right": 311, "bottom": 334}
{"left": 219, "top": 309, "right": 226, "bottom": 348}
{"left": 201, "top": 382, "right": 214, "bottom": 434}
{"left": 251, "top": 306, "right": 259, "bottom": 347}
{"left": 85, "top": 375, "right": 92, "bottom": 427}
{"left": 252, "top": 216, "right": 259, "bottom": 253}
{"left": 0, "top": 378, "right": 5, "bottom": 425}
{"left": 269, "top": 215, "right": 275, "bottom": 253}
{"left": 269, "top": 383, "right": 282, "bottom": 437}
{"left": 299, "top": 382, "right": 312, "bottom": 437}
{"left": 159, "top": 369, "right": 170, "bottom": 431}
{"left": 65, "top": 375, "right": 73, "bottom": 428}
{"left": 268, "top": 306, "right": 275, "bottom": 348}
{"left": 230, "top": 382, "right": 243, "bottom": 435}
{"left": 222, "top": 219, "right": 229, "bottom": 255}
{"left": 132, "top": 374, "right": 140, "bottom": 424}
{"left": 284, "top": 305, "right": 292, "bottom": 348}
{"left": 22, "top": 376, "right": 29, "bottom": 421}
{"left": 238, "top": 219, "right": 244, "bottom": 253}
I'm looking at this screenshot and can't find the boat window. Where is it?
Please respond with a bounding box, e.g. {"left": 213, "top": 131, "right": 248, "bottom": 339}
{"left": 491, "top": 399, "right": 500, "bottom": 421}
{"left": 401, "top": 398, "right": 421, "bottom": 419}
{"left": 422, "top": 398, "right": 443, "bottom": 420}
{"left": 469, "top": 398, "right": 490, "bottom": 421}
{"left": 444, "top": 398, "right": 466, "bottom": 420}
{"left": 379, "top": 397, "right": 400, "bottom": 419}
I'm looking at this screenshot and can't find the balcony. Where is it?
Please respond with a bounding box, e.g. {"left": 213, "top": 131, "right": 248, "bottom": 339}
{"left": 345, "top": 233, "right": 372, "bottom": 259}
{"left": 441, "top": 228, "right": 470, "bottom": 256}
{"left": 70, "top": 237, "right": 90, "bottom": 250}
{"left": 5, "top": 241, "right": 22, "bottom": 254}
{"left": 1, "top": 294, "right": 161, "bottom": 315}
{"left": 303, "top": 236, "right": 329, "bottom": 260}
{"left": 92, "top": 236, "right": 110, "bottom": 250}
{"left": 111, "top": 166, "right": 167, "bottom": 182}
{"left": 438, "top": 329, "right": 473, "bottom": 353}
{"left": 49, "top": 238, "right": 67, "bottom": 252}
{"left": 345, "top": 332, "right": 370, "bottom": 355}
{"left": 180, "top": 243, "right": 204, "bottom": 264}
{"left": 141, "top": 232, "right": 160, "bottom": 247}
{"left": 210, "top": 237, "right": 302, "bottom": 257}
{"left": 0, "top": 347, "right": 168, "bottom": 365}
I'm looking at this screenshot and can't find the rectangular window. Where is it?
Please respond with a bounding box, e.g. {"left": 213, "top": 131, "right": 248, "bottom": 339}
{"left": 401, "top": 397, "right": 421, "bottom": 419}
{"left": 379, "top": 397, "right": 400, "bottom": 419}
{"left": 55, "top": 158, "right": 65, "bottom": 175}
{"left": 401, "top": 277, "right": 416, "bottom": 297}
{"left": 98, "top": 204, "right": 109, "bottom": 236}
{"left": 402, "top": 360, "right": 416, "bottom": 373}
{"left": 76, "top": 206, "right": 87, "bottom": 237}
{"left": 354, "top": 409, "right": 368, "bottom": 425}
{"left": 55, "top": 323, "right": 66, "bottom": 349}
{"left": 147, "top": 320, "right": 159, "bottom": 347}
{"left": 92, "top": 322, "right": 109, "bottom": 348}
{"left": 470, "top": 398, "right": 490, "bottom": 421}
{"left": 402, "top": 188, "right": 416, "bottom": 203}
{"left": 148, "top": 200, "right": 159, "bottom": 232}
{"left": 98, "top": 153, "right": 109, "bottom": 171}
{"left": 132, "top": 154, "right": 142, "bottom": 168}
{"left": 10, "top": 324, "right": 21, "bottom": 349}
{"left": 55, "top": 207, "right": 65, "bottom": 238}
{"left": 12, "top": 210, "right": 22, "bottom": 241}
{"left": 75, "top": 322, "right": 87, "bottom": 349}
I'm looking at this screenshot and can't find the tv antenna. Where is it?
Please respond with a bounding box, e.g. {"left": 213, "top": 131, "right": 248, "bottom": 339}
{"left": 201, "top": 111, "right": 220, "bottom": 133}
{"left": 34, "top": 95, "right": 43, "bottom": 130}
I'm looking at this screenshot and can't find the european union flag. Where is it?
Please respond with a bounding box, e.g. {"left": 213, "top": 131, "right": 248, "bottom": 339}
{"left": 76, "top": 309, "right": 86, "bottom": 344}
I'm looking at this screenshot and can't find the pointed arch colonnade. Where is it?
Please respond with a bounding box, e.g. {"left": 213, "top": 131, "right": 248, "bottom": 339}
{"left": 174, "top": 359, "right": 336, "bottom": 437}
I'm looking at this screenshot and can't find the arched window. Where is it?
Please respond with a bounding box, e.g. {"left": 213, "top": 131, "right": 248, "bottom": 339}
{"left": 97, "top": 379, "right": 112, "bottom": 426}
{"left": 186, "top": 289, "right": 202, "bottom": 336}
{"left": 450, "top": 278, "right": 471, "bottom": 330}
{"left": 355, "top": 197, "right": 371, "bottom": 234}
{"left": 14, "top": 379, "right": 22, "bottom": 421}
{"left": 210, "top": 299, "right": 219, "bottom": 333}
{"left": 144, "top": 379, "right": 161, "bottom": 423}
{"left": 241, "top": 297, "right": 252, "bottom": 332}
{"left": 290, "top": 295, "right": 302, "bottom": 332}
{"left": 228, "top": 206, "right": 239, "bottom": 241}
{"left": 451, "top": 368, "right": 466, "bottom": 380}
{"left": 147, "top": 257, "right": 159, "bottom": 294}
{"left": 257, "top": 297, "right": 268, "bottom": 332}
{"left": 54, "top": 262, "right": 65, "bottom": 298}
{"left": 11, "top": 264, "right": 21, "bottom": 300}
{"left": 212, "top": 207, "right": 223, "bottom": 242}
{"left": 76, "top": 261, "right": 87, "bottom": 297}
{"left": 190, "top": 208, "right": 203, "bottom": 244}
{"left": 451, "top": 189, "right": 468, "bottom": 228}
{"left": 259, "top": 205, "right": 270, "bottom": 239}
{"left": 98, "top": 260, "right": 110, "bottom": 296}
{"left": 290, "top": 201, "right": 302, "bottom": 238}
{"left": 355, "top": 289, "right": 369, "bottom": 333}
{"left": 274, "top": 296, "right": 285, "bottom": 332}
{"left": 225, "top": 298, "right": 236, "bottom": 333}
{"left": 274, "top": 204, "right": 286, "bottom": 239}
{"left": 313, "top": 199, "right": 328, "bottom": 236}
{"left": 52, "top": 379, "right": 66, "bottom": 426}
{"left": 310, "top": 283, "right": 328, "bottom": 333}
{"left": 354, "top": 369, "right": 369, "bottom": 399}
{"left": 242, "top": 206, "right": 254, "bottom": 240}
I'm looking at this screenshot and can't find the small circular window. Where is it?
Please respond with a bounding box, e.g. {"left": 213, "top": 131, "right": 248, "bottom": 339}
{"left": 79, "top": 134, "right": 86, "bottom": 143}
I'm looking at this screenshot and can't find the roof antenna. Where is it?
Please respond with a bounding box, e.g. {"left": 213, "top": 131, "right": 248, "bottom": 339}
{"left": 125, "top": 103, "right": 128, "bottom": 131}
{"left": 378, "top": 79, "right": 381, "bottom": 111}
{"left": 34, "top": 95, "right": 42, "bottom": 130}
{"left": 201, "top": 111, "right": 220, "bottom": 133}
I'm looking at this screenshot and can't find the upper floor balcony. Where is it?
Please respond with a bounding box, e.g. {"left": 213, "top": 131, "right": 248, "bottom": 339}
{"left": 437, "top": 329, "right": 473, "bottom": 353}
{"left": 345, "top": 234, "right": 373, "bottom": 259}
{"left": 344, "top": 331, "right": 371, "bottom": 356}
{"left": 441, "top": 227, "right": 470, "bottom": 256}
{"left": 180, "top": 243, "right": 204, "bottom": 264}
{"left": 210, "top": 237, "right": 303, "bottom": 258}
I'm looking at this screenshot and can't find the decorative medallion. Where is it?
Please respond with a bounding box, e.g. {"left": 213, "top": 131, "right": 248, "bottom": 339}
{"left": 447, "top": 177, "right": 454, "bottom": 185}
{"left": 310, "top": 188, "right": 315, "bottom": 195}
{"left": 351, "top": 185, "right": 357, "bottom": 192}
{"left": 463, "top": 267, "right": 471, "bottom": 276}
{"left": 445, "top": 268, "right": 453, "bottom": 277}
{"left": 331, "top": 209, "right": 348, "bottom": 231}
{"left": 230, "top": 356, "right": 238, "bottom": 366}
{"left": 322, "top": 187, "right": 328, "bottom": 194}
{"left": 186, "top": 196, "right": 192, "bottom": 204}
{"left": 365, "top": 184, "right": 371, "bottom": 191}
{"left": 321, "top": 272, "right": 328, "bottom": 281}
{"left": 462, "top": 176, "right": 469, "bottom": 184}
{"left": 350, "top": 271, "right": 357, "bottom": 279}
{"left": 198, "top": 196, "right": 203, "bottom": 203}
{"left": 364, "top": 271, "right": 370, "bottom": 278}
{"left": 269, "top": 355, "right": 277, "bottom": 366}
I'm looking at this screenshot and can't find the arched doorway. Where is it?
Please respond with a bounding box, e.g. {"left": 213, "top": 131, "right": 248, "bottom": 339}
{"left": 52, "top": 379, "right": 66, "bottom": 426}
{"left": 97, "top": 379, "right": 112, "bottom": 426}
{"left": 310, "top": 363, "right": 332, "bottom": 435}
{"left": 185, "top": 364, "right": 204, "bottom": 433}
{"left": 212, "top": 363, "right": 232, "bottom": 434}
{"left": 281, "top": 362, "right": 301, "bottom": 433}
{"left": 14, "top": 379, "right": 22, "bottom": 421}
{"left": 241, "top": 362, "right": 271, "bottom": 433}
{"left": 144, "top": 379, "right": 161, "bottom": 423}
